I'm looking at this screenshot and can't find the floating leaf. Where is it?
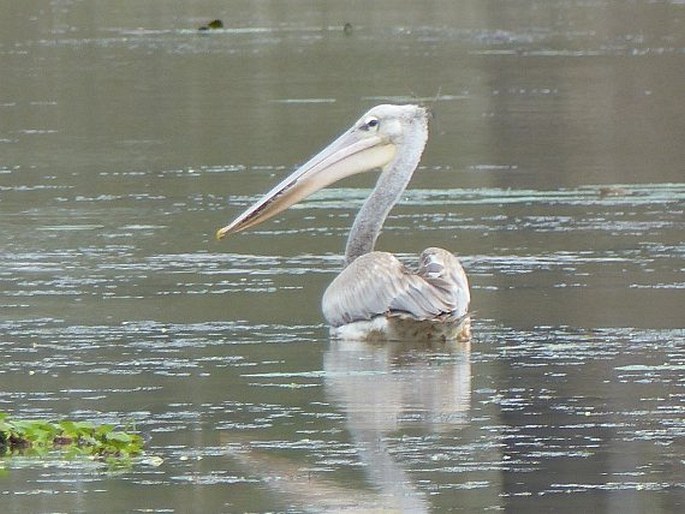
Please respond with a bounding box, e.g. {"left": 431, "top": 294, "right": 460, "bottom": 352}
{"left": 0, "top": 412, "right": 145, "bottom": 469}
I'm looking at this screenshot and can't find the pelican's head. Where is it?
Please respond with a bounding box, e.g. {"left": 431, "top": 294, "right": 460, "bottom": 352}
{"left": 216, "top": 104, "right": 429, "bottom": 239}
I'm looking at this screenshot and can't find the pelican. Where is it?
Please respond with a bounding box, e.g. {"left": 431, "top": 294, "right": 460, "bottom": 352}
{"left": 216, "top": 104, "right": 471, "bottom": 341}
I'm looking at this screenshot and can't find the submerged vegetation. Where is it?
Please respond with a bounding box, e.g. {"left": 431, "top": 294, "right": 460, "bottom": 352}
{"left": 0, "top": 413, "right": 144, "bottom": 468}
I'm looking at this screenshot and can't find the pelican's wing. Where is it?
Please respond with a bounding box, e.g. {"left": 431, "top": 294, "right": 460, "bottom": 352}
{"left": 415, "top": 247, "right": 470, "bottom": 318}
{"left": 322, "top": 249, "right": 470, "bottom": 327}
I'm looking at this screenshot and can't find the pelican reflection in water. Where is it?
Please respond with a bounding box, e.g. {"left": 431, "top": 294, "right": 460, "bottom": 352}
{"left": 217, "top": 104, "right": 470, "bottom": 341}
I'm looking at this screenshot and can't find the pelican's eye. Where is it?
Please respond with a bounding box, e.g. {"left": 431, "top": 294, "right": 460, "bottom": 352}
{"left": 361, "top": 116, "right": 380, "bottom": 131}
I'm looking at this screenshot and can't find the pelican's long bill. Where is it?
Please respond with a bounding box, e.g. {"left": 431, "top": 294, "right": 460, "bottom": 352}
{"left": 216, "top": 120, "right": 397, "bottom": 240}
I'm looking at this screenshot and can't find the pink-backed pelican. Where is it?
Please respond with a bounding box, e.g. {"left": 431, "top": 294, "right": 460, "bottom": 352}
{"left": 216, "top": 104, "right": 471, "bottom": 341}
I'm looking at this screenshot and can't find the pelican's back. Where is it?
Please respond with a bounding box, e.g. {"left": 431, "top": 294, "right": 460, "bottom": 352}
{"left": 322, "top": 248, "right": 470, "bottom": 341}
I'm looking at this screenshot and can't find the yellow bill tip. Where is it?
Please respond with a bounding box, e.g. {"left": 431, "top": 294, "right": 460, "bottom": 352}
{"left": 215, "top": 227, "right": 229, "bottom": 240}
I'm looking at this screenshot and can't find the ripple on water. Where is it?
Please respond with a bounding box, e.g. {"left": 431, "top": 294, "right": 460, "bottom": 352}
{"left": 1, "top": 177, "right": 683, "bottom": 508}
{"left": 1, "top": 315, "right": 683, "bottom": 508}
{"left": 455, "top": 323, "right": 685, "bottom": 490}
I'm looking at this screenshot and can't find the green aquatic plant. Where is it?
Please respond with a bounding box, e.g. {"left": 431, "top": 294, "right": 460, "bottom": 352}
{"left": 0, "top": 413, "right": 144, "bottom": 468}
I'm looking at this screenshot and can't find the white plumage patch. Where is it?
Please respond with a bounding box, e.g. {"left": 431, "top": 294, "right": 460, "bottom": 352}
{"left": 329, "top": 313, "right": 471, "bottom": 343}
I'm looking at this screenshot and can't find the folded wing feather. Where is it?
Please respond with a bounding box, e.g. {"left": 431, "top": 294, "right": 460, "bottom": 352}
{"left": 322, "top": 248, "right": 470, "bottom": 327}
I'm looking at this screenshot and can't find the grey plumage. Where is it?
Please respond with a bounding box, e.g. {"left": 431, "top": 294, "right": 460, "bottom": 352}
{"left": 323, "top": 248, "right": 470, "bottom": 327}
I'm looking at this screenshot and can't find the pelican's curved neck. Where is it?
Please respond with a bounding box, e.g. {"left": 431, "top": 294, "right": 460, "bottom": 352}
{"left": 344, "top": 122, "right": 428, "bottom": 265}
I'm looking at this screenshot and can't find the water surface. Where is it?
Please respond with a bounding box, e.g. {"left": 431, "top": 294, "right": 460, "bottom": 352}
{"left": 1, "top": 1, "right": 684, "bottom": 512}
